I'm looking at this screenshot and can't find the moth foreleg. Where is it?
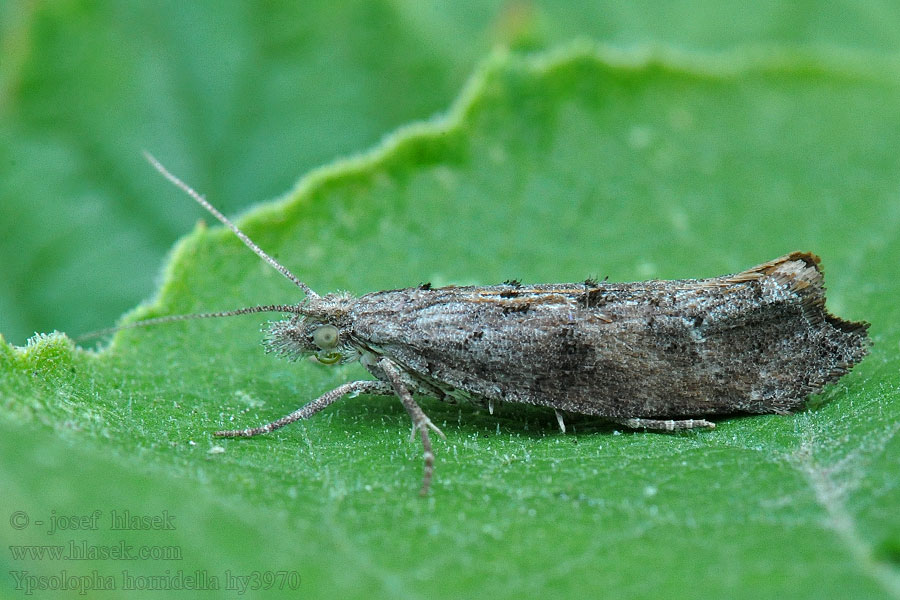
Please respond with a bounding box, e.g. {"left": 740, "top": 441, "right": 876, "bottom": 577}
{"left": 610, "top": 417, "right": 716, "bottom": 431}
{"left": 378, "top": 358, "right": 445, "bottom": 495}
{"left": 214, "top": 380, "right": 394, "bottom": 438}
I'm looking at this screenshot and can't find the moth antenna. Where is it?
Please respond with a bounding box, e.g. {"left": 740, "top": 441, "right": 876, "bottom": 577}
{"left": 143, "top": 152, "right": 319, "bottom": 299}
{"left": 77, "top": 304, "right": 304, "bottom": 342}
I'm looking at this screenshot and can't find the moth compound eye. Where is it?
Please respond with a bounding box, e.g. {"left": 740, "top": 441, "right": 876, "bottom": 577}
{"left": 313, "top": 325, "right": 340, "bottom": 350}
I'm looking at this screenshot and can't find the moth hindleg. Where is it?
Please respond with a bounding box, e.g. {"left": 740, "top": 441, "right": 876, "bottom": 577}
{"left": 378, "top": 357, "right": 445, "bottom": 495}
{"left": 214, "top": 380, "right": 394, "bottom": 437}
{"left": 610, "top": 417, "right": 715, "bottom": 431}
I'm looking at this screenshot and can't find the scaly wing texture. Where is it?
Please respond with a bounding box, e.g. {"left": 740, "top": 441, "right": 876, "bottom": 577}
{"left": 351, "top": 253, "right": 869, "bottom": 418}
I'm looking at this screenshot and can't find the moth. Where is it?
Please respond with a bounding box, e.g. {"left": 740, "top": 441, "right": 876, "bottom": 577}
{"left": 115, "top": 154, "right": 871, "bottom": 494}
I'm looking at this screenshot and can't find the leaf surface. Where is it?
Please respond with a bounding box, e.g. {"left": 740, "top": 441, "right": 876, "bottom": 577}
{"left": 3, "top": 43, "right": 900, "bottom": 599}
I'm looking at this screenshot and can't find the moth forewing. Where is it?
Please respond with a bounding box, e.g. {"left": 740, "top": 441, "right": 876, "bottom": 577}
{"left": 343, "top": 258, "right": 869, "bottom": 425}
{"left": 142, "top": 155, "right": 871, "bottom": 495}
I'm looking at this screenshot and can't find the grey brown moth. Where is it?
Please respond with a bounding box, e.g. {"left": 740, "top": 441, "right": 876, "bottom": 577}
{"left": 120, "top": 155, "right": 871, "bottom": 495}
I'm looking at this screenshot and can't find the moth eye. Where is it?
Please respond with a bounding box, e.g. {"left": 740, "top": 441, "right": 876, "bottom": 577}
{"left": 313, "top": 325, "right": 340, "bottom": 350}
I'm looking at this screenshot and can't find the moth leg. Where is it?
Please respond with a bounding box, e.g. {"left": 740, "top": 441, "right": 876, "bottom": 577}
{"left": 610, "top": 417, "right": 715, "bottom": 431}
{"left": 378, "top": 358, "right": 445, "bottom": 495}
{"left": 554, "top": 409, "right": 567, "bottom": 433}
{"left": 214, "top": 380, "right": 394, "bottom": 437}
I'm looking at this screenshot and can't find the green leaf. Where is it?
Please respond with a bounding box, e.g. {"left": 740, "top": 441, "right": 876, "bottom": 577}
{"left": 4, "top": 44, "right": 900, "bottom": 598}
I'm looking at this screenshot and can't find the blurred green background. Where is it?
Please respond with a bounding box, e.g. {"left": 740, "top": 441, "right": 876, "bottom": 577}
{"left": 3, "top": 2, "right": 900, "bottom": 599}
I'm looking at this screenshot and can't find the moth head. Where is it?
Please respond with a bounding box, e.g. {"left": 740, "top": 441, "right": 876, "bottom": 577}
{"left": 264, "top": 316, "right": 353, "bottom": 365}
